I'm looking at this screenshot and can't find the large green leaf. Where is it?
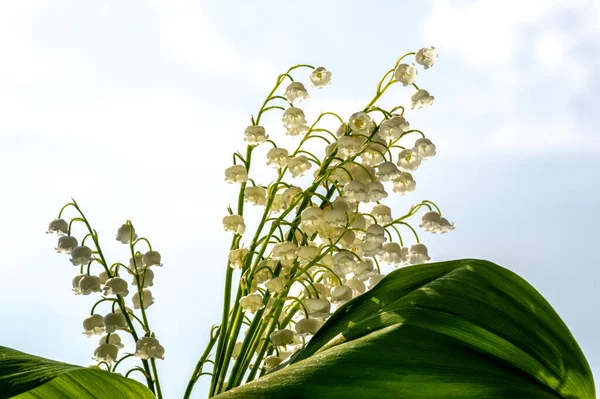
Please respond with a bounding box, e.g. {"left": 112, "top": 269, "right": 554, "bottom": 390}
{"left": 217, "top": 259, "right": 595, "bottom": 399}
{"left": 0, "top": 345, "right": 155, "bottom": 399}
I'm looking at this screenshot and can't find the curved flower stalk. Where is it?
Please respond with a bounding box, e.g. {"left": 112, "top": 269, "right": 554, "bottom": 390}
{"left": 46, "top": 200, "right": 165, "bottom": 398}
{"left": 184, "top": 46, "right": 455, "bottom": 398}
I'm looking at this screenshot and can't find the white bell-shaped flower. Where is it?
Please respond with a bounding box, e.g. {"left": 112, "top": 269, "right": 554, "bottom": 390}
{"left": 284, "top": 82, "right": 309, "bottom": 103}
{"left": 239, "top": 293, "right": 264, "bottom": 314}
{"left": 295, "top": 318, "right": 323, "bottom": 336}
{"left": 70, "top": 245, "right": 93, "bottom": 266}
{"left": 282, "top": 107, "right": 307, "bottom": 129}
{"left": 392, "top": 172, "right": 416, "bottom": 195}
{"left": 266, "top": 148, "right": 289, "bottom": 168}
{"left": 379, "top": 115, "right": 410, "bottom": 142}
{"left": 265, "top": 276, "right": 287, "bottom": 294}
{"left": 270, "top": 329, "right": 295, "bottom": 346}
{"left": 420, "top": 211, "right": 442, "bottom": 232}
{"left": 93, "top": 343, "right": 119, "bottom": 363}
{"left": 72, "top": 274, "right": 86, "bottom": 295}
{"left": 98, "top": 270, "right": 114, "bottom": 285}
{"left": 297, "top": 244, "right": 320, "bottom": 265}
{"left": 47, "top": 218, "right": 69, "bottom": 235}
{"left": 380, "top": 242, "right": 408, "bottom": 265}
{"left": 343, "top": 181, "right": 368, "bottom": 203}
{"left": 397, "top": 149, "right": 421, "bottom": 172}
{"left": 369, "top": 273, "right": 387, "bottom": 288}
{"left": 270, "top": 193, "right": 285, "bottom": 213}
{"left": 367, "top": 181, "right": 388, "bottom": 202}
{"left": 56, "top": 236, "right": 78, "bottom": 254}
{"left": 394, "top": 63, "right": 418, "bottom": 86}
{"left": 272, "top": 242, "right": 298, "bottom": 266}
{"left": 339, "top": 230, "right": 356, "bottom": 249}
{"left": 371, "top": 204, "right": 393, "bottom": 224}
{"left": 83, "top": 314, "right": 105, "bottom": 337}
{"left": 79, "top": 275, "right": 101, "bottom": 295}
{"left": 143, "top": 251, "right": 162, "bottom": 267}
{"left": 377, "top": 162, "right": 401, "bottom": 182}
{"left": 98, "top": 333, "right": 124, "bottom": 349}
{"left": 337, "top": 136, "right": 363, "bottom": 159}
{"left": 416, "top": 46, "right": 437, "bottom": 69}
{"left": 411, "top": 89, "right": 435, "bottom": 109}
{"left": 104, "top": 312, "right": 128, "bottom": 333}
{"left": 346, "top": 278, "right": 366, "bottom": 295}
{"left": 116, "top": 223, "right": 137, "bottom": 244}
{"left": 263, "top": 356, "right": 284, "bottom": 370}
{"left": 132, "top": 267, "right": 155, "bottom": 288}
{"left": 135, "top": 336, "right": 165, "bottom": 360}
{"left": 244, "top": 186, "right": 267, "bottom": 206}
{"left": 437, "top": 217, "right": 456, "bottom": 234}
{"left": 323, "top": 207, "right": 347, "bottom": 228}
{"left": 129, "top": 253, "right": 145, "bottom": 272}
{"left": 333, "top": 250, "right": 356, "bottom": 275}
{"left": 310, "top": 66, "right": 332, "bottom": 88}
{"left": 228, "top": 248, "right": 248, "bottom": 269}
{"left": 414, "top": 138, "right": 436, "bottom": 160}
{"left": 330, "top": 285, "right": 353, "bottom": 303}
{"left": 304, "top": 282, "right": 329, "bottom": 299}
{"left": 132, "top": 289, "right": 155, "bottom": 310}
{"left": 348, "top": 111, "right": 373, "bottom": 134}
{"left": 288, "top": 155, "right": 312, "bottom": 177}
{"left": 363, "top": 240, "right": 384, "bottom": 257}
{"left": 365, "top": 224, "right": 386, "bottom": 243}
{"left": 222, "top": 215, "right": 246, "bottom": 235}
{"left": 303, "top": 298, "right": 331, "bottom": 318}
{"left": 408, "top": 243, "right": 431, "bottom": 264}
{"left": 104, "top": 277, "right": 129, "bottom": 297}
{"left": 225, "top": 165, "right": 248, "bottom": 184}
{"left": 244, "top": 125, "right": 268, "bottom": 145}
{"left": 354, "top": 259, "right": 376, "bottom": 281}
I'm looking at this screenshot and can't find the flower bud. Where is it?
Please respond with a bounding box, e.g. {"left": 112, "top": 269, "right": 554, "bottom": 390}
{"left": 369, "top": 274, "right": 387, "bottom": 288}
{"left": 232, "top": 342, "right": 243, "bottom": 359}
{"left": 346, "top": 278, "right": 366, "bottom": 295}
{"left": 56, "top": 236, "right": 78, "bottom": 254}
{"left": 263, "top": 356, "right": 284, "bottom": 370}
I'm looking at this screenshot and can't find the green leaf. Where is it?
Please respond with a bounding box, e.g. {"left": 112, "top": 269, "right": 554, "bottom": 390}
{"left": 0, "top": 345, "right": 155, "bottom": 399}
{"left": 216, "top": 259, "right": 595, "bottom": 399}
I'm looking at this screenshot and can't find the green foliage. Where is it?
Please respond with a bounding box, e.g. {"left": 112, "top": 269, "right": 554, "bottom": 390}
{"left": 216, "top": 259, "right": 595, "bottom": 399}
{"left": 0, "top": 346, "right": 154, "bottom": 399}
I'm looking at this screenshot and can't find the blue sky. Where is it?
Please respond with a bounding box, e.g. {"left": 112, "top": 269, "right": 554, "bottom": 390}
{"left": 0, "top": 1, "right": 598, "bottom": 397}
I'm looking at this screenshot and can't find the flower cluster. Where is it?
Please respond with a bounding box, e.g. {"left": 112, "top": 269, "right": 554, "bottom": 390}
{"left": 46, "top": 203, "right": 165, "bottom": 392}
{"left": 205, "top": 46, "right": 455, "bottom": 394}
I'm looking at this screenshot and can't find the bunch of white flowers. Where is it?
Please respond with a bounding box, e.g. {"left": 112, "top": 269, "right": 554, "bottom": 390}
{"left": 198, "top": 46, "right": 455, "bottom": 397}
{"left": 46, "top": 203, "right": 165, "bottom": 396}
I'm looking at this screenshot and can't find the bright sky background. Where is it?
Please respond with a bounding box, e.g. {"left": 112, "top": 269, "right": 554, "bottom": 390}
{"left": 1, "top": 1, "right": 599, "bottom": 398}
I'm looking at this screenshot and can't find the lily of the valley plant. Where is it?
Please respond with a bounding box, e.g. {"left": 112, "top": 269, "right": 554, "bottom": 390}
{"left": 29, "top": 46, "right": 593, "bottom": 399}
{"left": 45, "top": 47, "right": 450, "bottom": 397}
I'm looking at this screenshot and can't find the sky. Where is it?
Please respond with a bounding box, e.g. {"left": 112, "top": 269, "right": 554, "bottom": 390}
{"left": 0, "top": 0, "right": 599, "bottom": 397}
